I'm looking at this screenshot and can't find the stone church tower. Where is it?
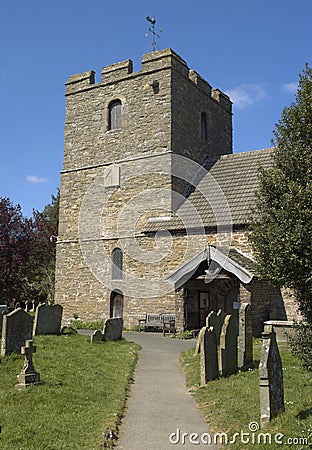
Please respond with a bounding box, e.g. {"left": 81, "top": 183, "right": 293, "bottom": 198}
{"left": 55, "top": 48, "right": 296, "bottom": 335}
{"left": 54, "top": 48, "right": 234, "bottom": 328}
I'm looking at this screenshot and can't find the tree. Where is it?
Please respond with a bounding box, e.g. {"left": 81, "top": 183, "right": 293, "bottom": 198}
{"left": 0, "top": 198, "right": 33, "bottom": 303}
{"left": 0, "top": 192, "right": 59, "bottom": 305}
{"left": 250, "top": 64, "right": 312, "bottom": 370}
{"left": 26, "top": 190, "right": 60, "bottom": 303}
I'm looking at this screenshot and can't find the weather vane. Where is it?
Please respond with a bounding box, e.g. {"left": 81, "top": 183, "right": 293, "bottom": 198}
{"left": 146, "top": 16, "right": 162, "bottom": 51}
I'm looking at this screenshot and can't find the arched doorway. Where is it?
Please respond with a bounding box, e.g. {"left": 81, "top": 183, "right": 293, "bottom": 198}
{"left": 110, "top": 290, "right": 124, "bottom": 318}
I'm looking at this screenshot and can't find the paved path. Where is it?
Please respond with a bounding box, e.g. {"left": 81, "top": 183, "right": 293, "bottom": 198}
{"left": 117, "top": 332, "right": 217, "bottom": 450}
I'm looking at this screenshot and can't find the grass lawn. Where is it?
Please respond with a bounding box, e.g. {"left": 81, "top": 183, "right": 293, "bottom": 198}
{"left": 0, "top": 334, "right": 140, "bottom": 450}
{"left": 180, "top": 340, "right": 312, "bottom": 449}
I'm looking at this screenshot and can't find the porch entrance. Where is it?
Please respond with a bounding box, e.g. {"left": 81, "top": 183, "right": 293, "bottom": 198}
{"left": 167, "top": 245, "right": 254, "bottom": 332}
{"left": 184, "top": 277, "right": 240, "bottom": 330}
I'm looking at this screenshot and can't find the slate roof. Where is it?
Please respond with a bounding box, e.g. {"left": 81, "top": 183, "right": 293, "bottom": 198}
{"left": 216, "top": 246, "right": 256, "bottom": 274}
{"left": 145, "top": 148, "right": 274, "bottom": 232}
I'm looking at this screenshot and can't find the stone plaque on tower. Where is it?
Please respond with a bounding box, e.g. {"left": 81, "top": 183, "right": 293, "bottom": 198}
{"left": 104, "top": 164, "right": 120, "bottom": 188}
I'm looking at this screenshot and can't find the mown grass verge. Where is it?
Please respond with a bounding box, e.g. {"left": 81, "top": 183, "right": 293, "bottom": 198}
{"left": 180, "top": 340, "right": 312, "bottom": 448}
{"left": 0, "top": 334, "right": 140, "bottom": 450}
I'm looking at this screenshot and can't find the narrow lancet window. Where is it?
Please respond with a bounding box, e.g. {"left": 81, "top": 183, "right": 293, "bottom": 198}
{"left": 112, "top": 248, "right": 123, "bottom": 280}
{"left": 201, "top": 112, "right": 207, "bottom": 142}
{"left": 108, "top": 100, "right": 122, "bottom": 130}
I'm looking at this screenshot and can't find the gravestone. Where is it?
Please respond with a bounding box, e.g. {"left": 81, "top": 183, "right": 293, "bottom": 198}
{"left": 91, "top": 330, "right": 104, "bottom": 343}
{"left": 15, "top": 340, "right": 41, "bottom": 390}
{"left": 102, "top": 318, "right": 123, "bottom": 341}
{"left": 220, "top": 314, "right": 238, "bottom": 377}
{"left": 238, "top": 303, "right": 253, "bottom": 369}
{"left": 206, "top": 310, "right": 216, "bottom": 328}
{"left": 193, "top": 326, "right": 206, "bottom": 356}
{"left": 200, "top": 326, "right": 219, "bottom": 386}
{"left": 1, "top": 308, "right": 33, "bottom": 356}
{"left": 0, "top": 305, "right": 9, "bottom": 333}
{"left": 214, "top": 310, "right": 226, "bottom": 345}
{"left": 259, "top": 326, "right": 285, "bottom": 427}
{"left": 33, "top": 304, "right": 63, "bottom": 336}
{"left": 206, "top": 309, "right": 226, "bottom": 345}
{"left": 60, "top": 325, "right": 77, "bottom": 335}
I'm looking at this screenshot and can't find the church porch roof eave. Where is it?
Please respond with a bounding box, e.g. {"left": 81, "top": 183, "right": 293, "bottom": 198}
{"left": 167, "top": 245, "right": 254, "bottom": 290}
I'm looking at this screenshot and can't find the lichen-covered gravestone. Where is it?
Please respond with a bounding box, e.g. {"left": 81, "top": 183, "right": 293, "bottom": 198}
{"left": 220, "top": 314, "right": 238, "bottom": 377}
{"left": 102, "top": 318, "right": 123, "bottom": 341}
{"left": 259, "top": 326, "right": 285, "bottom": 427}
{"left": 33, "top": 304, "right": 63, "bottom": 336}
{"left": 238, "top": 303, "right": 253, "bottom": 369}
{"left": 1, "top": 308, "right": 33, "bottom": 356}
{"left": 200, "top": 326, "right": 219, "bottom": 386}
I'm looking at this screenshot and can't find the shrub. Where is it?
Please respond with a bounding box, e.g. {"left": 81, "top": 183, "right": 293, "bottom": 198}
{"left": 288, "top": 321, "right": 312, "bottom": 371}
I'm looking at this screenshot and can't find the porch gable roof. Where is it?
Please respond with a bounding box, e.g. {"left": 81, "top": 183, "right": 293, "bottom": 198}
{"left": 167, "top": 246, "right": 254, "bottom": 289}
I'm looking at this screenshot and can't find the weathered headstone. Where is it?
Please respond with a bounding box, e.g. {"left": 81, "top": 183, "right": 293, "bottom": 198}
{"left": 206, "top": 310, "right": 216, "bottom": 328}
{"left": 206, "top": 309, "right": 226, "bottom": 345}
{"left": 193, "top": 326, "right": 206, "bottom": 356}
{"left": 33, "top": 304, "right": 63, "bottom": 336}
{"left": 91, "top": 330, "right": 104, "bottom": 343}
{"left": 214, "top": 310, "right": 226, "bottom": 345}
{"left": 1, "top": 308, "right": 33, "bottom": 356}
{"left": 238, "top": 303, "right": 253, "bottom": 369}
{"left": 0, "top": 305, "right": 9, "bottom": 333}
{"left": 15, "top": 340, "right": 41, "bottom": 390}
{"left": 259, "top": 326, "right": 285, "bottom": 427}
{"left": 102, "top": 318, "right": 123, "bottom": 341}
{"left": 220, "top": 314, "right": 238, "bottom": 377}
{"left": 200, "top": 326, "right": 219, "bottom": 386}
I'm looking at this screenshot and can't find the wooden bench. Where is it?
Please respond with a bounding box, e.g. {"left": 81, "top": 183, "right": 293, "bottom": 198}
{"left": 138, "top": 313, "right": 176, "bottom": 336}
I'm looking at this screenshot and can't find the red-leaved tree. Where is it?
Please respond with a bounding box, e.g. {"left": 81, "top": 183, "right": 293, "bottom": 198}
{"left": 0, "top": 198, "right": 33, "bottom": 303}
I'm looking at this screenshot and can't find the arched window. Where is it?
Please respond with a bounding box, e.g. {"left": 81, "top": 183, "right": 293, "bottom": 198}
{"left": 112, "top": 248, "right": 123, "bottom": 280}
{"left": 201, "top": 112, "right": 207, "bottom": 142}
{"left": 108, "top": 100, "right": 122, "bottom": 130}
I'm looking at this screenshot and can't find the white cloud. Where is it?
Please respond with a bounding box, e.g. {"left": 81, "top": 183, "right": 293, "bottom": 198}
{"left": 282, "top": 82, "right": 297, "bottom": 94}
{"left": 26, "top": 175, "right": 49, "bottom": 184}
{"left": 225, "top": 84, "right": 269, "bottom": 110}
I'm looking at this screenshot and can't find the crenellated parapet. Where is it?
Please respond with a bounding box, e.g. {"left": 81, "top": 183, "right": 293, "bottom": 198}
{"left": 64, "top": 48, "right": 232, "bottom": 114}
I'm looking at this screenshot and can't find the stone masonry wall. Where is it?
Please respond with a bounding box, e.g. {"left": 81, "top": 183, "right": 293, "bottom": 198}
{"left": 55, "top": 225, "right": 297, "bottom": 332}
{"left": 171, "top": 68, "right": 232, "bottom": 165}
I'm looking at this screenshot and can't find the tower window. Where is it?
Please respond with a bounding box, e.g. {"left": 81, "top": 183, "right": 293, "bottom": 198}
{"left": 112, "top": 248, "right": 123, "bottom": 280}
{"left": 108, "top": 100, "right": 122, "bottom": 130}
{"left": 201, "top": 112, "right": 207, "bottom": 142}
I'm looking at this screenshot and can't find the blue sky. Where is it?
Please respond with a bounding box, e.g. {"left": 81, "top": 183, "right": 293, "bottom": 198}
{"left": 0, "top": 0, "right": 311, "bottom": 217}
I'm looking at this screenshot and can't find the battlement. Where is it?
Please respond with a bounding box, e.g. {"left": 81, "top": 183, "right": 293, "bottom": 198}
{"left": 141, "top": 48, "right": 189, "bottom": 77}
{"left": 101, "top": 59, "right": 133, "bottom": 83}
{"left": 64, "top": 48, "right": 232, "bottom": 110}
{"left": 211, "top": 88, "right": 232, "bottom": 113}
{"left": 65, "top": 70, "right": 95, "bottom": 95}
